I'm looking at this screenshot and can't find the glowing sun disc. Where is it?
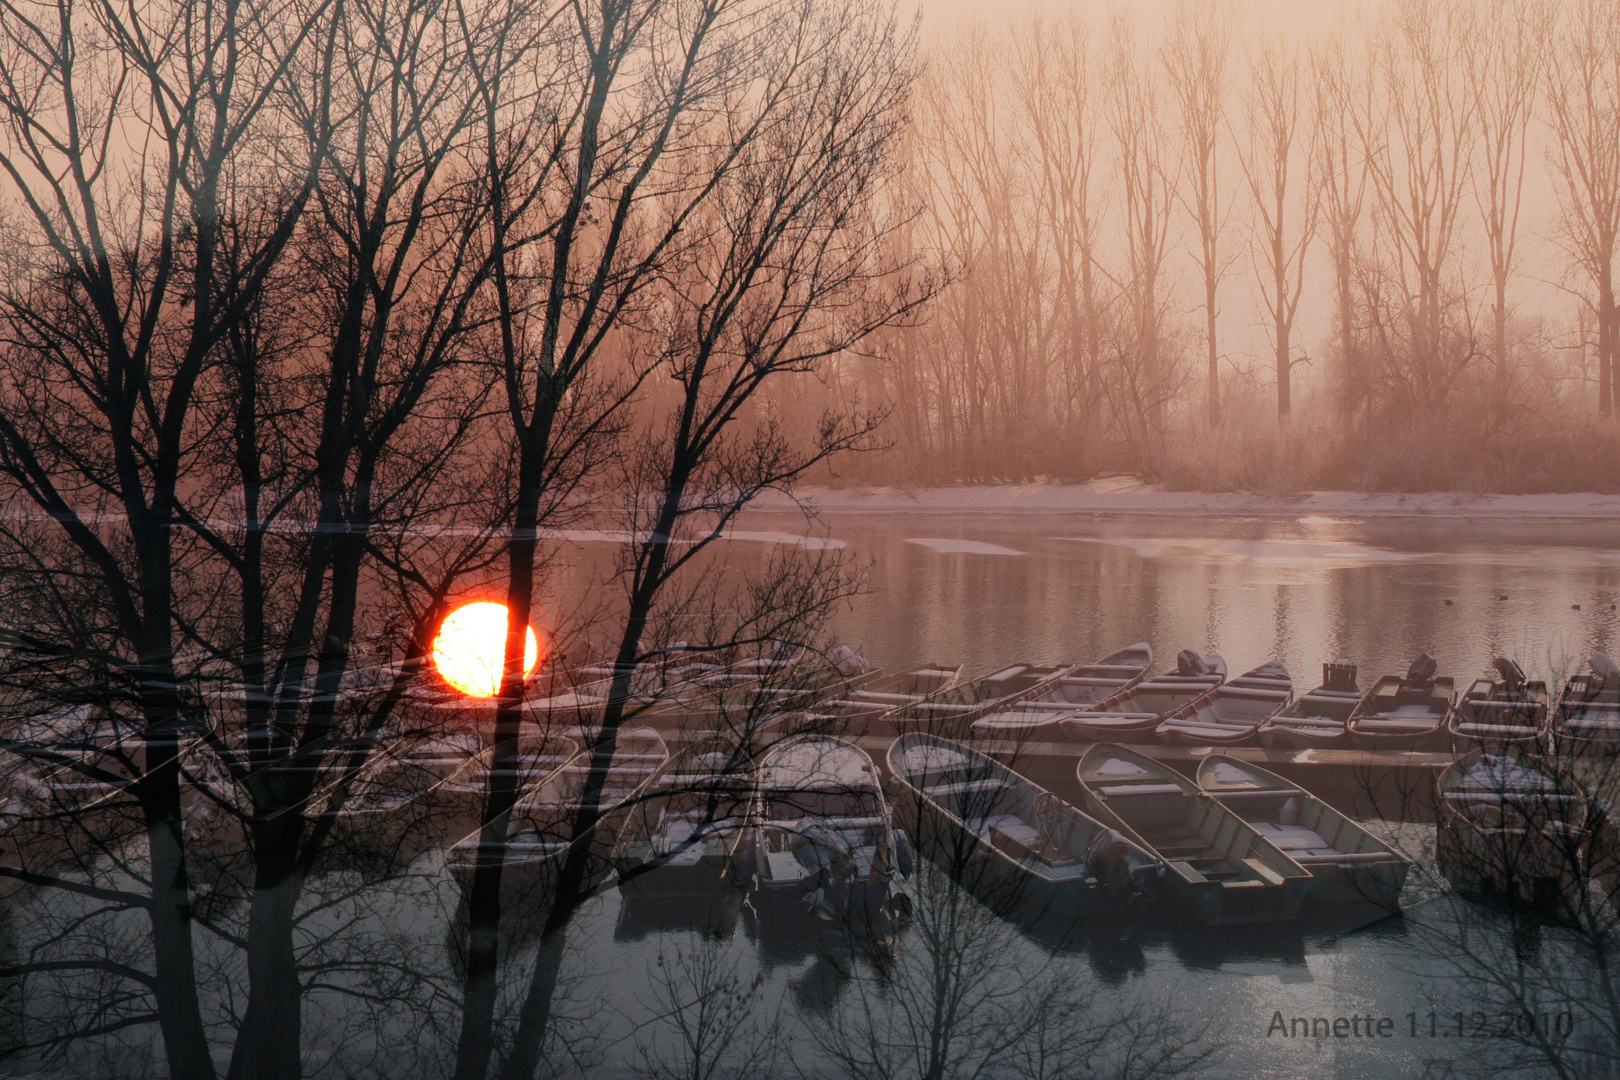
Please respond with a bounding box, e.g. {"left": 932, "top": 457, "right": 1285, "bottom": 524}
{"left": 433, "top": 601, "right": 539, "bottom": 698}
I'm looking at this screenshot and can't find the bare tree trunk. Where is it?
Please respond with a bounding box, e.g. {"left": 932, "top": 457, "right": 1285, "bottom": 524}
{"left": 1165, "top": 6, "right": 1231, "bottom": 428}
{"left": 1241, "top": 40, "right": 1316, "bottom": 430}
{"left": 1464, "top": 0, "right": 1545, "bottom": 421}
{"left": 1602, "top": 273, "right": 1617, "bottom": 419}
{"left": 1546, "top": 0, "right": 1620, "bottom": 423}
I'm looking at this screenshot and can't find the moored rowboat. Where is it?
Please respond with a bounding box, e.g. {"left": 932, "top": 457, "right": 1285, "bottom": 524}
{"left": 1257, "top": 661, "right": 1364, "bottom": 749}
{"left": 612, "top": 740, "right": 756, "bottom": 900}
{"left": 1448, "top": 658, "right": 1549, "bottom": 753}
{"left": 446, "top": 729, "right": 669, "bottom": 895}
{"left": 795, "top": 664, "right": 963, "bottom": 733}
{"left": 746, "top": 735, "right": 907, "bottom": 921}
{"left": 886, "top": 733, "right": 1161, "bottom": 922}
{"left": 1155, "top": 661, "right": 1292, "bottom": 746}
{"left": 1059, "top": 651, "right": 1227, "bottom": 745}
{"left": 1077, "top": 743, "right": 1310, "bottom": 924}
{"left": 1348, "top": 654, "right": 1454, "bottom": 752}
{"left": 877, "top": 662, "right": 1074, "bottom": 737}
{"left": 970, "top": 643, "right": 1152, "bottom": 740}
{"left": 1196, "top": 754, "right": 1407, "bottom": 912}
{"left": 1552, "top": 654, "right": 1620, "bottom": 757}
{"left": 1436, "top": 748, "right": 1591, "bottom": 903}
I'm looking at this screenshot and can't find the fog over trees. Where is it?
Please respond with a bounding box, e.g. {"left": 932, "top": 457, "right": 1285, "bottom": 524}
{"left": 804, "top": 0, "right": 1620, "bottom": 491}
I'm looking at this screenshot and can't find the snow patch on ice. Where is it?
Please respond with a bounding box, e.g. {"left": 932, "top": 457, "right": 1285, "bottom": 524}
{"left": 1060, "top": 536, "right": 1417, "bottom": 565}
{"left": 904, "top": 537, "right": 1025, "bottom": 556}
{"left": 721, "top": 530, "right": 846, "bottom": 550}
{"left": 544, "top": 528, "right": 843, "bottom": 549}
{"left": 748, "top": 483, "right": 1620, "bottom": 521}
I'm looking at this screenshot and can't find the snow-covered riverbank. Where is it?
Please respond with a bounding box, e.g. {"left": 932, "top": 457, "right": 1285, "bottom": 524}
{"left": 750, "top": 480, "right": 1620, "bottom": 521}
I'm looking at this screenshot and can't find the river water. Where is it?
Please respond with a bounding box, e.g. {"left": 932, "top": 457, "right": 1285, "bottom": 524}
{"left": 10, "top": 510, "right": 1620, "bottom": 1078}
{"left": 802, "top": 511, "right": 1620, "bottom": 690}
{"left": 715, "top": 508, "right": 1619, "bottom": 1079}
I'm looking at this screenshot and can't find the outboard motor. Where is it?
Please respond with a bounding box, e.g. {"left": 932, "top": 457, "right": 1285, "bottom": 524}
{"left": 831, "top": 644, "right": 870, "bottom": 678}
{"left": 1492, "top": 657, "right": 1526, "bottom": 694}
{"left": 1323, "top": 659, "right": 1358, "bottom": 692}
{"left": 1176, "top": 649, "right": 1208, "bottom": 677}
{"left": 1591, "top": 653, "right": 1620, "bottom": 688}
{"left": 1403, "top": 653, "right": 1438, "bottom": 688}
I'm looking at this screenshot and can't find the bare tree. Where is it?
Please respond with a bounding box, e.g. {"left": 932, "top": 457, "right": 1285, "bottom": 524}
{"left": 1355, "top": 0, "right": 1478, "bottom": 416}
{"left": 0, "top": 0, "right": 333, "bottom": 1070}
{"left": 1163, "top": 3, "right": 1231, "bottom": 428}
{"left": 1238, "top": 37, "right": 1318, "bottom": 426}
{"left": 1012, "top": 13, "right": 1108, "bottom": 464}
{"left": 1545, "top": 0, "right": 1620, "bottom": 421}
{"left": 0, "top": 0, "right": 539, "bottom": 1071}
{"left": 451, "top": 2, "right": 926, "bottom": 1078}
{"left": 632, "top": 937, "right": 784, "bottom": 1080}
{"left": 1106, "top": 15, "right": 1177, "bottom": 459}
{"left": 1313, "top": 32, "right": 1370, "bottom": 427}
{"left": 1463, "top": 0, "right": 1548, "bottom": 419}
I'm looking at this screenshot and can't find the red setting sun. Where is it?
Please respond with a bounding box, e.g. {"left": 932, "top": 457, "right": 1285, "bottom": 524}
{"left": 432, "top": 601, "right": 539, "bottom": 698}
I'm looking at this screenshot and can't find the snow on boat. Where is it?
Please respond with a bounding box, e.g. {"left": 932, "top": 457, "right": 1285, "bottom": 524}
{"left": 343, "top": 731, "right": 577, "bottom": 818}
{"left": 674, "top": 639, "right": 808, "bottom": 700}
{"left": 1058, "top": 651, "right": 1227, "bottom": 745}
{"left": 886, "top": 733, "right": 1160, "bottom": 921}
{"left": 746, "top": 735, "right": 905, "bottom": 921}
{"left": 877, "top": 662, "right": 1073, "bottom": 736}
{"left": 1552, "top": 653, "right": 1620, "bottom": 757}
{"left": 756, "top": 663, "right": 959, "bottom": 738}
{"left": 1155, "top": 661, "right": 1292, "bottom": 746}
{"left": 970, "top": 643, "right": 1152, "bottom": 740}
{"left": 1449, "top": 659, "right": 1549, "bottom": 753}
{"left": 523, "top": 644, "right": 737, "bottom": 718}
{"left": 612, "top": 741, "right": 757, "bottom": 900}
{"left": 1196, "top": 755, "right": 1407, "bottom": 911}
{"left": 813, "top": 664, "right": 963, "bottom": 723}
{"left": 1436, "top": 748, "right": 1591, "bottom": 903}
{"left": 1076, "top": 744, "right": 1310, "bottom": 924}
{"left": 1347, "top": 654, "right": 1455, "bottom": 752}
{"left": 1257, "top": 661, "right": 1364, "bottom": 749}
{"left": 668, "top": 652, "right": 881, "bottom": 731}
{"left": 445, "top": 729, "right": 668, "bottom": 895}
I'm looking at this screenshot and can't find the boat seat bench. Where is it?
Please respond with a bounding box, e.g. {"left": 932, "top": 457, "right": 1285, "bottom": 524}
{"left": 1073, "top": 712, "right": 1161, "bottom": 722}
{"left": 990, "top": 820, "right": 1078, "bottom": 868}
{"left": 1293, "top": 850, "right": 1401, "bottom": 865}
{"left": 1095, "top": 783, "right": 1185, "bottom": 796}
{"left": 1443, "top": 791, "right": 1577, "bottom": 804}
{"left": 1241, "top": 858, "right": 1286, "bottom": 885}
{"left": 921, "top": 778, "right": 1007, "bottom": 798}
{"left": 1167, "top": 859, "right": 1208, "bottom": 884}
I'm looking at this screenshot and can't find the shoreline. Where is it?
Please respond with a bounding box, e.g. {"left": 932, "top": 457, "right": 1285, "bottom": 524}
{"left": 747, "top": 481, "right": 1620, "bottom": 521}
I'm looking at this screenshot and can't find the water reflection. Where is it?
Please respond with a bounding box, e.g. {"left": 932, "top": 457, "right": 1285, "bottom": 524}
{"left": 801, "top": 513, "right": 1620, "bottom": 692}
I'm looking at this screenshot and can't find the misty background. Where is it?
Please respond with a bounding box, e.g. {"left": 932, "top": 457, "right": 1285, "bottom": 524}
{"left": 769, "top": 0, "right": 1620, "bottom": 491}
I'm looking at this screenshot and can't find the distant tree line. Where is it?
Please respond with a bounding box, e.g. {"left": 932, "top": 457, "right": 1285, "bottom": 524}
{"left": 811, "top": 0, "right": 1620, "bottom": 490}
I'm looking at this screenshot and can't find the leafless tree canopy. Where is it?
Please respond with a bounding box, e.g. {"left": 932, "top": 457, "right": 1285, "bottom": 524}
{"left": 827, "top": 0, "right": 1620, "bottom": 491}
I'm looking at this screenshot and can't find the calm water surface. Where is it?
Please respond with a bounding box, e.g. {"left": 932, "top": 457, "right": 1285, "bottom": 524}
{"left": 798, "top": 512, "right": 1620, "bottom": 688}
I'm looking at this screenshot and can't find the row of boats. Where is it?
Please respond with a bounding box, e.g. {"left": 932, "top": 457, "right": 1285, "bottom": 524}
{"left": 4, "top": 636, "right": 1613, "bottom": 933}
{"left": 426, "top": 723, "right": 1407, "bottom": 928}
{"left": 429, "top": 716, "right": 1614, "bottom": 934}
{"left": 804, "top": 645, "right": 1620, "bottom": 757}
{"left": 417, "top": 638, "right": 1620, "bottom": 929}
